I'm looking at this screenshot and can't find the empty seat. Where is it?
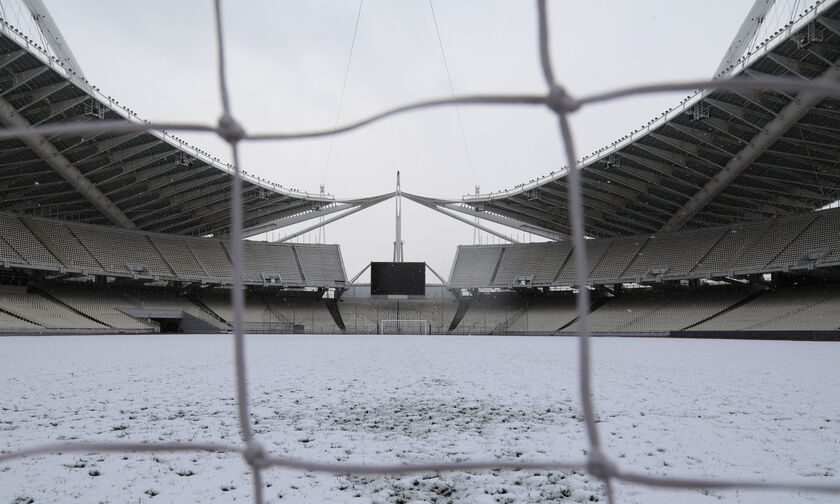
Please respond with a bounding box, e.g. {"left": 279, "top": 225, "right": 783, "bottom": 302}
{"left": 493, "top": 242, "right": 570, "bottom": 286}
{"left": 0, "top": 291, "right": 107, "bottom": 330}
{"left": 449, "top": 246, "right": 503, "bottom": 287}
{"left": 47, "top": 285, "right": 153, "bottom": 331}
{"left": 730, "top": 215, "right": 815, "bottom": 272}
{"left": 70, "top": 224, "right": 174, "bottom": 277}
{"left": 28, "top": 219, "right": 103, "bottom": 272}
{"left": 771, "top": 211, "right": 840, "bottom": 269}
{"left": 589, "top": 237, "right": 647, "bottom": 283}
{"left": 0, "top": 214, "right": 59, "bottom": 267}
{"left": 623, "top": 228, "right": 724, "bottom": 280}
{"left": 186, "top": 239, "right": 232, "bottom": 282}
{"left": 295, "top": 244, "right": 346, "bottom": 287}
{"left": 554, "top": 239, "right": 611, "bottom": 284}
{"left": 507, "top": 295, "right": 578, "bottom": 332}
{"left": 150, "top": 235, "right": 207, "bottom": 279}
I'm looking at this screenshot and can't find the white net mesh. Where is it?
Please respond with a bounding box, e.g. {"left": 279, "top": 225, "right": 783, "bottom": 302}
{"left": 1, "top": 1, "right": 840, "bottom": 503}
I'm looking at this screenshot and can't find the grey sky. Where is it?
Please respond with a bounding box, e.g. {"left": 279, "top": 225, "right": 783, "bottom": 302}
{"left": 36, "top": 0, "right": 761, "bottom": 282}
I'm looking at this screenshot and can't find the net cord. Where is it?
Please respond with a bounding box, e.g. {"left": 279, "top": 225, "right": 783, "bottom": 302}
{"left": 3, "top": 1, "right": 840, "bottom": 502}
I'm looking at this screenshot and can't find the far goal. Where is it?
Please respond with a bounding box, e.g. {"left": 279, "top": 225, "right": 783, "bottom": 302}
{"left": 379, "top": 319, "right": 430, "bottom": 335}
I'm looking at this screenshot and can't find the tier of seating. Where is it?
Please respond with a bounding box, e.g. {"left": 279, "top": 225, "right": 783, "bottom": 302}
{"left": 48, "top": 285, "right": 156, "bottom": 331}
{"left": 1, "top": 281, "right": 837, "bottom": 335}
{"left": 450, "top": 209, "right": 840, "bottom": 288}
{"left": 688, "top": 286, "right": 840, "bottom": 332}
{"left": 453, "top": 292, "right": 526, "bottom": 334}
{"left": 559, "top": 287, "right": 750, "bottom": 334}
{"left": 0, "top": 212, "right": 346, "bottom": 288}
{"left": 505, "top": 295, "right": 578, "bottom": 332}
{"left": 0, "top": 284, "right": 229, "bottom": 333}
{"left": 199, "top": 291, "right": 340, "bottom": 333}
{"left": 0, "top": 288, "right": 103, "bottom": 330}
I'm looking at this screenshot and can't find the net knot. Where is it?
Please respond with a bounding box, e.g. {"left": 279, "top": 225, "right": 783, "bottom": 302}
{"left": 242, "top": 440, "right": 268, "bottom": 469}
{"left": 545, "top": 85, "right": 579, "bottom": 115}
{"left": 217, "top": 113, "right": 246, "bottom": 143}
{"left": 586, "top": 449, "right": 617, "bottom": 480}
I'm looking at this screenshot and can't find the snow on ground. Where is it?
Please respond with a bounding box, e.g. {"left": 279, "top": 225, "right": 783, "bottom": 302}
{"left": 0, "top": 334, "right": 838, "bottom": 504}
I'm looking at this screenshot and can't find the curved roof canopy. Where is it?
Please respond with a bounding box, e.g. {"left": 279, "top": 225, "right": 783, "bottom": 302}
{"left": 0, "top": 22, "right": 385, "bottom": 238}
{"left": 2, "top": 2, "right": 840, "bottom": 242}
{"left": 447, "top": 0, "right": 840, "bottom": 239}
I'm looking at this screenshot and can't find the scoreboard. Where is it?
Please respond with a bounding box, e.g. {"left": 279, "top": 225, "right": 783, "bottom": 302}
{"left": 370, "top": 262, "right": 425, "bottom": 296}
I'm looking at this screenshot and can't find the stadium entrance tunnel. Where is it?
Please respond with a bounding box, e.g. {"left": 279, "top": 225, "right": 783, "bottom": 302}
{"left": 121, "top": 309, "right": 219, "bottom": 334}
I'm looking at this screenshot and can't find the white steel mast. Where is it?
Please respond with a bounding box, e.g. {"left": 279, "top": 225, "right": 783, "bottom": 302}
{"left": 714, "top": 0, "right": 776, "bottom": 78}
{"left": 21, "top": 0, "right": 87, "bottom": 79}
{"left": 393, "top": 171, "right": 404, "bottom": 262}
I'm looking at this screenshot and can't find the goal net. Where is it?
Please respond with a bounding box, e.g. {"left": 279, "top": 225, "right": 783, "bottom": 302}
{"left": 378, "top": 319, "right": 430, "bottom": 335}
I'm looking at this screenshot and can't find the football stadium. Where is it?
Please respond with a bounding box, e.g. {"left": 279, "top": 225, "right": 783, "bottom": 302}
{"left": 1, "top": 1, "right": 840, "bottom": 503}
{"left": 0, "top": 3, "right": 840, "bottom": 337}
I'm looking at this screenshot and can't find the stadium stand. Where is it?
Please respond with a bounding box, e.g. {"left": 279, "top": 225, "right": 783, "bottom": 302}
{"left": 0, "top": 308, "right": 41, "bottom": 331}
{"left": 453, "top": 292, "right": 526, "bottom": 334}
{"left": 589, "top": 237, "right": 647, "bottom": 284}
{"left": 561, "top": 287, "right": 673, "bottom": 334}
{"left": 492, "top": 242, "right": 571, "bottom": 286}
{"left": 0, "top": 214, "right": 60, "bottom": 268}
{"left": 619, "top": 287, "right": 752, "bottom": 333}
{"left": 730, "top": 215, "right": 817, "bottom": 272}
{"left": 0, "top": 234, "right": 26, "bottom": 265}
{"left": 268, "top": 245, "right": 304, "bottom": 286}
{"left": 449, "top": 208, "right": 840, "bottom": 288}
{"left": 27, "top": 218, "right": 104, "bottom": 272}
{"left": 199, "top": 290, "right": 270, "bottom": 329}
{"left": 689, "top": 223, "right": 767, "bottom": 277}
{"left": 238, "top": 241, "right": 282, "bottom": 283}
{"left": 769, "top": 210, "right": 840, "bottom": 269}
{"left": 0, "top": 288, "right": 106, "bottom": 330}
{"left": 0, "top": 212, "right": 347, "bottom": 288}
{"left": 689, "top": 286, "right": 839, "bottom": 331}
{"left": 451, "top": 283, "right": 837, "bottom": 335}
{"left": 622, "top": 228, "right": 725, "bottom": 281}
{"left": 121, "top": 288, "right": 228, "bottom": 330}
{"left": 149, "top": 235, "right": 209, "bottom": 280}
{"left": 294, "top": 244, "right": 346, "bottom": 287}
{"left": 753, "top": 289, "right": 840, "bottom": 331}
{"left": 264, "top": 293, "right": 341, "bottom": 333}
{"left": 186, "top": 238, "right": 233, "bottom": 283}
{"left": 199, "top": 290, "right": 339, "bottom": 333}
{"left": 448, "top": 246, "right": 502, "bottom": 287}
{"left": 554, "top": 239, "right": 611, "bottom": 284}
{"left": 46, "top": 284, "right": 155, "bottom": 331}
{"left": 505, "top": 294, "right": 578, "bottom": 332}
{"left": 69, "top": 223, "right": 175, "bottom": 277}
{"left": 2, "top": 203, "right": 839, "bottom": 336}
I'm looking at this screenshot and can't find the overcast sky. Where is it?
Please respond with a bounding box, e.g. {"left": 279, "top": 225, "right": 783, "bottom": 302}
{"left": 15, "top": 1, "right": 790, "bottom": 281}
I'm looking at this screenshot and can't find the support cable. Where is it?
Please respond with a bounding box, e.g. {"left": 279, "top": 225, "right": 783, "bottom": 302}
{"left": 429, "top": 0, "right": 477, "bottom": 186}
{"left": 323, "top": 0, "right": 364, "bottom": 186}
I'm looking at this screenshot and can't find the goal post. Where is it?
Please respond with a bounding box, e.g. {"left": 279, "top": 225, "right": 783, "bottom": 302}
{"left": 378, "top": 319, "right": 430, "bottom": 335}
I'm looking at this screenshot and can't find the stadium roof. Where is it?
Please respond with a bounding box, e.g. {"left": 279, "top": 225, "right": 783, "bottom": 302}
{"left": 2, "top": 1, "right": 840, "bottom": 243}
{"left": 0, "top": 20, "right": 388, "bottom": 238}
{"left": 414, "top": 0, "right": 840, "bottom": 240}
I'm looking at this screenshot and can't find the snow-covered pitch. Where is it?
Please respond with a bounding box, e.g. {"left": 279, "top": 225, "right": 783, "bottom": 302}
{"left": 1, "top": 334, "right": 838, "bottom": 503}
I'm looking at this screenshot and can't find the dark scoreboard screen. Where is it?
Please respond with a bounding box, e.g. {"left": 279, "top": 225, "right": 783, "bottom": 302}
{"left": 370, "top": 262, "right": 425, "bottom": 295}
